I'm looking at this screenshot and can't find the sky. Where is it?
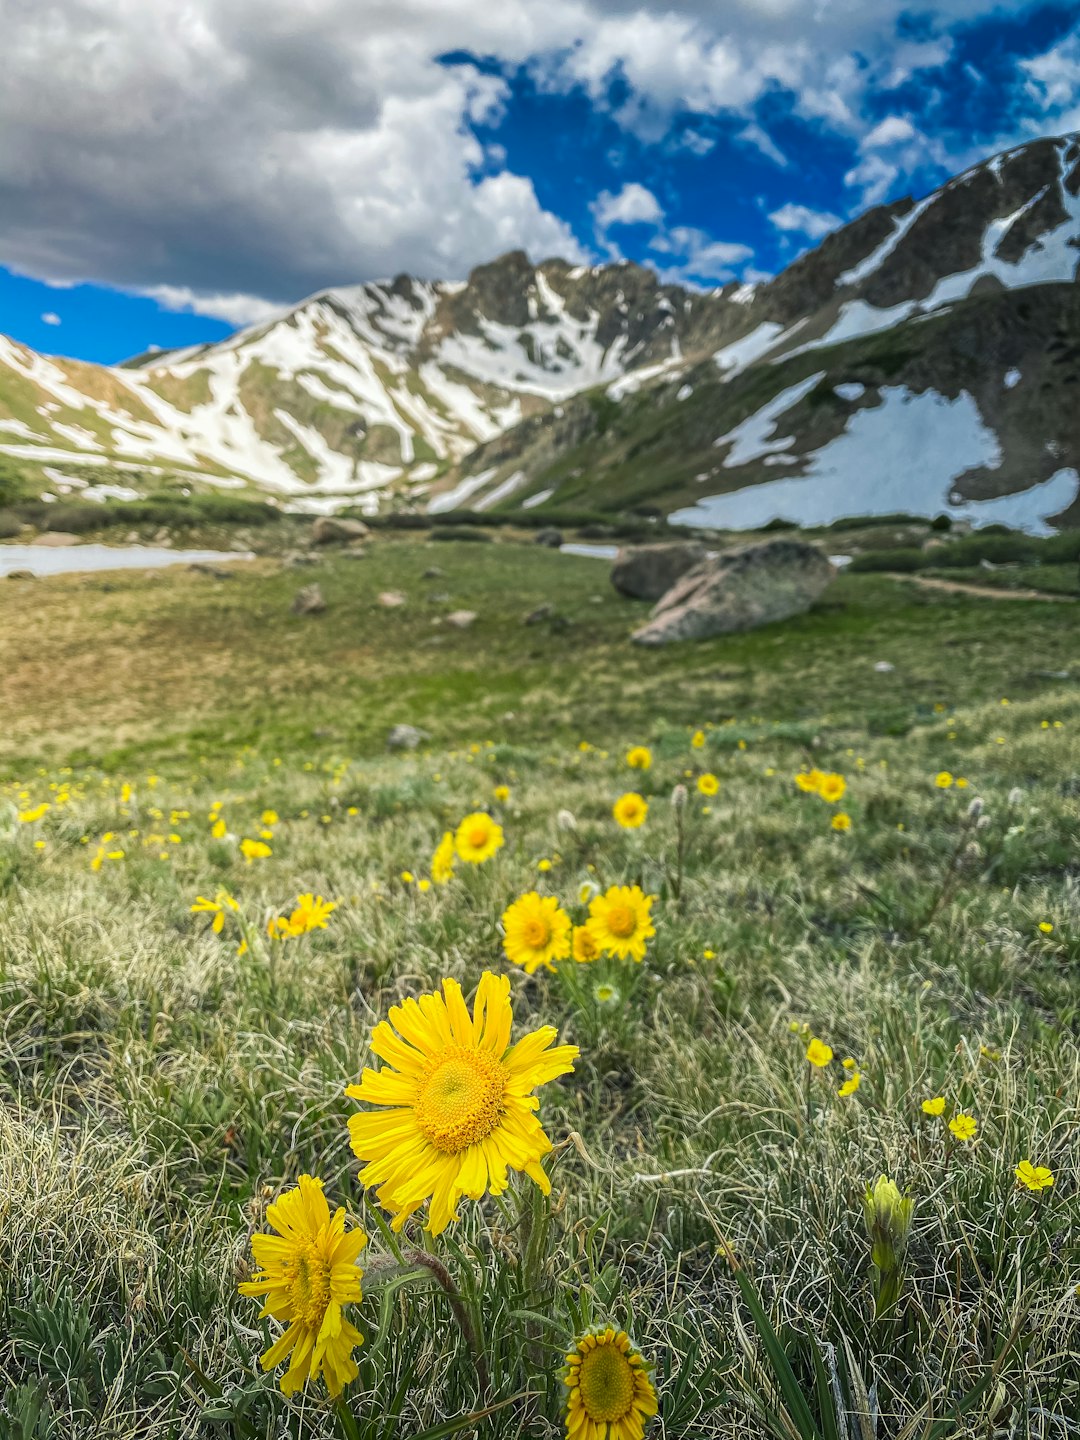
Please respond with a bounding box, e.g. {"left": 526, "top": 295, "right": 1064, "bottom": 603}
{"left": 2, "top": 0, "right": 1079, "bottom": 364}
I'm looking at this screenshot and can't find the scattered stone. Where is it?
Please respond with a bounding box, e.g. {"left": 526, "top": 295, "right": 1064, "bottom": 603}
{"left": 282, "top": 551, "right": 321, "bottom": 568}
{"left": 611, "top": 541, "right": 708, "bottom": 601}
{"left": 422, "top": 566, "right": 445, "bottom": 579}
{"left": 377, "top": 590, "right": 406, "bottom": 607}
{"left": 524, "top": 603, "right": 555, "bottom": 625}
{"left": 189, "top": 562, "right": 235, "bottom": 579}
{"left": 291, "top": 583, "right": 327, "bottom": 615}
{"left": 32, "top": 532, "right": 80, "bottom": 547}
{"left": 312, "top": 515, "right": 371, "bottom": 545}
{"left": 387, "top": 723, "right": 430, "bottom": 751}
{"left": 6, "top": 569, "right": 35, "bottom": 580}
{"left": 874, "top": 660, "right": 895, "bottom": 673}
{"left": 534, "top": 528, "right": 563, "bottom": 548}
{"left": 445, "top": 610, "right": 477, "bottom": 629}
{"left": 632, "top": 539, "right": 835, "bottom": 646}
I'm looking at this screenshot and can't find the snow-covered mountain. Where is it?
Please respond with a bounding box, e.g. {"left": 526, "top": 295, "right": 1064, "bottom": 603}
{"left": 1, "top": 133, "right": 1078, "bottom": 530}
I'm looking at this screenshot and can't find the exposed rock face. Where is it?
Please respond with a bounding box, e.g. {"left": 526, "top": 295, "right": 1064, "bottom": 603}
{"left": 632, "top": 540, "right": 834, "bottom": 646}
{"left": 611, "top": 541, "right": 709, "bottom": 600}
{"left": 291, "top": 583, "right": 326, "bottom": 615}
{"left": 312, "top": 516, "right": 370, "bottom": 545}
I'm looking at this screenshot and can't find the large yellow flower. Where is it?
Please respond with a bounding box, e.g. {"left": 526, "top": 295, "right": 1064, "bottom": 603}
{"left": 454, "top": 811, "right": 504, "bottom": 864}
{"left": 432, "top": 830, "right": 456, "bottom": 884}
{"left": 238, "top": 1175, "right": 366, "bottom": 1398}
{"left": 586, "top": 885, "right": 655, "bottom": 962}
{"left": 612, "top": 792, "right": 648, "bottom": 829}
{"left": 565, "top": 1328, "right": 657, "bottom": 1440}
{"left": 503, "top": 892, "right": 572, "bottom": 974}
{"left": 346, "top": 972, "right": 578, "bottom": 1234}
{"left": 817, "top": 772, "right": 846, "bottom": 804}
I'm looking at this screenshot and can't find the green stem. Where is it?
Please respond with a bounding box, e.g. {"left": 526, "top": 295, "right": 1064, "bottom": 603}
{"left": 407, "top": 1248, "right": 491, "bottom": 1401}
{"left": 333, "top": 1395, "right": 363, "bottom": 1440}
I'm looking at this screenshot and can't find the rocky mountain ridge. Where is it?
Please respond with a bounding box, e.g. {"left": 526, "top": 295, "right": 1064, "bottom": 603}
{"left": 1, "top": 131, "right": 1077, "bottom": 531}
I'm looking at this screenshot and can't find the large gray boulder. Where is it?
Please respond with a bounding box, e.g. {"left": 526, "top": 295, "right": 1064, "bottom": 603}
{"left": 632, "top": 539, "right": 834, "bottom": 646}
{"left": 312, "top": 515, "right": 370, "bottom": 545}
{"left": 611, "top": 541, "right": 708, "bottom": 601}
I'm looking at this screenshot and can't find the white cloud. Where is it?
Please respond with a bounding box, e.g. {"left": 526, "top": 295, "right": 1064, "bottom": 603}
{"left": 864, "top": 116, "right": 917, "bottom": 148}
{"left": 1020, "top": 28, "right": 1080, "bottom": 131}
{"left": 143, "top": 286, "right": 287, "bottom": 328}
{"left": 738, "top": 123, "right": 788, "bottom": 168}
{"left": 649, "top": 225, "right": 753, "bottom": 284}
{"left": 592, "top": 182, "right": 664, "bottom": 229}
{"left": 768, "top": 203, "right": 841, "bottom": 239}
{"left": 40, "top": 311, "right": 61, "bottom": 325}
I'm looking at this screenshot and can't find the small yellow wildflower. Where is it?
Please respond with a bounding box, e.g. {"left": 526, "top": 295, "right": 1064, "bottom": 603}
{"left": 838, "top": 1072, "right": 861, "bottom": 1097}
{"left": 502, "top": 891, "right": 572, "bottom": 974}
{"left": 613, "top": 792, "right": 648, "bottom": 828}
{"left": 691, "top": 729, "right": 706, "bottom": 749}
{"left": 261, "top": 810, "right": 279, "bottom": 826}
{"left": 572, "top": 925, "right": 602, "bottom": 964}
{"left": 587, "top": 885, "right": 656, "bottom": 962}
{"left": 493, "top": 784, "right": 510, "bottom": 803}
{"left": 806, "top": 1038, "right": 833, "bottom": 1068}
{"left": 697, "top": 773, "right": 719, "bottom": 796}
{"left": 1038, "top": 921, "right": 1053, "bottom": 934}
{"left": 626, "top": 745, "right": 652, "bottom": 770}
{"left": 431, "top": 831, "right": 455, "bottom": 884}
{"left": 921, "top": 1096, "right": 946, "bottom": 1116}
{"left": 831, "top": 812, "right": 851, "bottom": 831}
{"left": 948, "top": 1113, "right": 978, "bottom": 1142}
{"left": 935, "top": 771, "right": 953, "bottom": 789}
{"left": 240, "top": 838, "right": 272, "bottom": 863}
{"left": 454, "top": 811, "right": 503, "bottom": 864}
{"left": 1014, "top": 1160, "right": 1054, "bottom": 1193}
{"left": 818, "top": 772, "right": 846, "bottom": 804}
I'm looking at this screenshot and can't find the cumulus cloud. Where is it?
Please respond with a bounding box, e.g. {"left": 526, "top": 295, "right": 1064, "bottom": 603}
{"left": 0, "top": 0, "right": 1057, "bottom": 319}
{"left": 40, "top": 312, "right": 61, "bottom": 326}
{"left": 592, "top": 183, "right": 665, "bottom": 229}
{"left": 768, "top": 203, "right": 842, "bottom": 239}
{"left": 1020, "top": 27, "right": 1080, "bottom": 131}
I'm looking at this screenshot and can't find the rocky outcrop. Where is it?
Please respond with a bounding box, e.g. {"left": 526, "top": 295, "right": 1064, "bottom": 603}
{"left": 312, "top": 516, "right": 370, "bottom": 545}
{"left": 632, "top": 540, "right": 834, "bottom": 645}
{"left": 291, "top": 583, "right": 326, "bottom": 615}
{"left": 611, "top": 541, "right": 708, "bottom": 600}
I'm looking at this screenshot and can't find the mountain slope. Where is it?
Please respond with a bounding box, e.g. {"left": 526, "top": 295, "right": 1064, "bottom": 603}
{"left": 1, "top": 132, "right": 1078, "bottom": 531}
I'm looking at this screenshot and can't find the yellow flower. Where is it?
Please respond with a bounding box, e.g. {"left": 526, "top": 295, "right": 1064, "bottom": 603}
{"left": 454, "top": 811, "right": 504, "bottom": 864}
{"left": 838, "top": 1072, "right": 861, "bottom": 1097}
{"left": 626, "top": 746, "right": 652, "bottom": 771}
{"left": 586, "top": 885, "right": 656, "bottom": 962}
{"left": 1014, "top": 1160, "right": 1054, "bottom": 1193}
{"left": 921, "top": 1096, "right": 946, "bottom": 1116}
{"left": 267, "top": 916, "right": 292, "bottom": 939}
{"left": 287, "top": 893, "right": 337, "bottom": 936}
{"left": 1038, "top": 921, "right": 1053, "bottom": 934}
{"left": 211, "top": 818, "right": 227, "bottom": 839}
{"left": 191, "top": 891, "right": 238, "bottom": 935}
{"left": 806, "top": 1038, "right": 833, "bottom": 1068}
{"left": 538, "top": 858, "right": 553, "bottom": 872}
{"left": 432, "top": 830, "right": 456, "bottom": 884}
{"left": 831, "top": 812, "right": 851, "bottom": 831}
{"left": 690, "top": 729, "right": 706, "bottom": 749}
{"left": 564, "top": 1328, "right": 657, "bottom": 1440}
{"left": 948, "top": 1113, "right": 977, "bottom": 1142}
{"left": 493, "top": 785, "right": 510, "bottom": 803}
{"left": 572, "top": 925, "right": 602, "bottom": 964}
{"left": 502, "top": 892, "right": 572, "bottom": 974}
{"left": 935, "top": 771, "right": 954, "bottom": 789}
{"left": 697, "top": 773, "right": 719, "bottom": 796}
{"left": 238, "top": 1175, "right": 365, "bottom": 1397}
{"left": 401, "top": 871, "right": 415, "bottom": 884}
{"left": 241, "top": 838, "right": 272, "bottom": 863}
{"left": 613, "top": 792, "right": 648, "bottom": 829}
{"left": 262, "top": 810, "right": 279, "bottom": 826}
{"left": 18, "top": 803, "right": 50, "bottom": 823}
{"left": 818, "top": 772, "right": 846, "bottom": 804}
{"left": 795, "top": 768, "right": 824, "bottom": 794}
{"left": 346, "top": 972, "right": 578, "bottom": 1234}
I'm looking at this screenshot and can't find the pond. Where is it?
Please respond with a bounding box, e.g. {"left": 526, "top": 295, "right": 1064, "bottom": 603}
{"left": 0, "top": 544, "right": 256, "bottom": 578}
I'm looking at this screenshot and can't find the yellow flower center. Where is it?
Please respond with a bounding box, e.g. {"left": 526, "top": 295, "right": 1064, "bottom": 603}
{"left": 605, "top": 903, "right": 637, "bottom": 938}
{"left": 522, "top": 916, "right": 552, "bottom": 949}
{"left": 415, "top": 1046, "right": 507, "bottom": 1153}
{"left": 467, "top": 823, "right": 490, "bottom": 849}
{"left": 578, "top": 1343, "right": 636, "bottom": 1423}
{"left": 284, "top": 1239, "right": 332, "bottom": 1332}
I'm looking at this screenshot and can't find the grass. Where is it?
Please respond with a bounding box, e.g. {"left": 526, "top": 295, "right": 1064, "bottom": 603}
{"left": 0, "top": 537, "right": 1078, "bottom": 1438}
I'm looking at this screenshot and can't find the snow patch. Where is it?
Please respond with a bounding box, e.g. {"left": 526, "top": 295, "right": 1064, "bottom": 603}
{"left": 1003, "top": 368, "right": 1021, "bottom": 390}
{"left": 714, "top": 374, "right": 825, "bottom": 466}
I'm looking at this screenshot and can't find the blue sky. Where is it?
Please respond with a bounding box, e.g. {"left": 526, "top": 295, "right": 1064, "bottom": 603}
{"left": 2, "top": 0, "right": 1078, "bottom": 364}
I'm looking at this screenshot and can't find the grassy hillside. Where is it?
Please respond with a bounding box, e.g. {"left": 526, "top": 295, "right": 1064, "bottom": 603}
{"left": 1, "top": 540, "right": 1077, "bottom": 1438}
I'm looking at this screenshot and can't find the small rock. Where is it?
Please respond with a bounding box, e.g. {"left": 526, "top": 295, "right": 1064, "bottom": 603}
{"left": 32, "top": 532, "right": 80, "bottom": 547}
{"left": 291, "top": 583, "right": 327, "bottom": 615}
{"left": 534, "top": 528, "right": 563, "bottom": 548}
{"left": 282, "top": 551, "right": 321, "bottom": 568}
{"left": 377, "top": 590, "right": 406, "bottom": 608}
{"left": 524, "top": 603, "right": 555, "bottom": 625}
{"left": 312, "top": 515, "right": 371, "bottom": 545}
{"left": 422, "top": 566, "right": 444, "bottom": 580}
{"left": 6, "top": 569, "right": 35, "bottom": 580}
{"left": 387, "top": 723, "right": 430, "bottom": 751}
{"left": 189, "top": 563, "right": 235, "bottom": 579}
{"left": 874, "top": 660, "right": 895, "bottom": 673}
{"left": 445, "top": 610, "right": 477, "bottom": 629}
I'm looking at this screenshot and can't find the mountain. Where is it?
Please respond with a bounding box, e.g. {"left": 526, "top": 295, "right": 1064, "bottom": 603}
{"left": 1, "top": 133, "right": 1078, "bottom": 532}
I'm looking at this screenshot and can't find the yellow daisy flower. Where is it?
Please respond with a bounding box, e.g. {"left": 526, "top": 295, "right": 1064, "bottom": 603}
{"left": 283, "top": 893, "right": 336, "bottom": 936}
{"left": 795, "top": 768, "right": 824, "bottom": 793}
{"left": 432, "top": 830, "right": 456, "bottom": 885}
{"left": 817, "top": 772, "right": 846, "bottom": 804}
{"left": 238, "top": 1175, "right": 365, "bottom": 1397}
{"left": 690, "top": 729, "right": 706, "bottom": 749}
{"left": 18, "top": 802, "right": 50, "bottom": 823}
{"left": 572, "top": 925, "right": 602, "bottom": 964}
{"left": 612, "top": 792, "right": 648, "bottom": 829}
{"left": 191, "top": 891, "right": 238, "bottom": 935}
{"left": 831, "top": 812, "right": 851, "bottom": 831}
{"left": 493, "top": 784, "right": 511, "bottom": 803}
{"left": 502, "top": 892, "right": 572, "bottom": 974}
{"left": 948, "top": 1113, "right": 977, "bottom": 1142}
{"left": 586, "top": 885, "right": 656, "bottom": 962}
{"left": 1014, "top": 1160, "right": 1054, "bottom": 1192}
{"left": 454, "top": 811, "right": 504, "bottom": 864}
{"left": 935, "top": 771, "right": 954, "bottom": 789}
{"left": 346, "top": 972, "right": 578, "bottom": 1234}
{"left": 806, "top": 1038, "right": 833, "bottom": 1068}
{"left": 626, "top": 746, "right": 652, "bottom": 771}
{"left": 241, "top": 837, "right": 272, "bottom": 863}
{"left": 564, "top": 1328, "right": 657, "bottom": 1440}
{"left": 262, "top": 809, "right": 279, "bottom": 826}
{"left": 697, "top": 773, "right": 719, "bottom": 796}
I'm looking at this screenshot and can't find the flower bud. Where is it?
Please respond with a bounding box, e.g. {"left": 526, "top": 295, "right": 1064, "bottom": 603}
{"left": 966, "top": 796, "right": 984, "bottom": 819}
{"left": 671, "top": 784, "right": 688, "bottom": 812}
{"left": 976, "top": 814, "right": 992, "bottom": 830}
{"left": 556, "top": 809, "right": 577, "bottom": 831}
{"left": 1008, "top": 787, "right": 1023, "bottom": 806}
{"left": 863, "top": 1174, "right": 914, "bottom": 1276}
